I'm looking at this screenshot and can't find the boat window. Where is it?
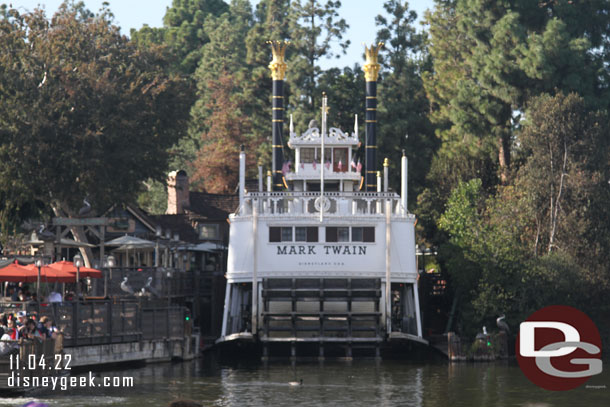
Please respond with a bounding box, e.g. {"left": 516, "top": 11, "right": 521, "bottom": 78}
{"left": 327, "top": 227, "right": 367, "bottom": 242}
{"left": 270, "top": 226, "right": 294, "bottom": 242}
{"left": 300, "top": 148, "right": 315, "bottom": 163}
{"left": 269, "top": 227, "right": 281, "bottom": 242}
{"left": 363, "top": 227, "right": 375, "bottom": 242}
{"left": 352, "top": 227, "right": 363, "bottom": 242}
{"left": 281, "top": 227, "right": 293, "bottom": 242}
{"left": 326, "top": 227, "right": 348, "bottom": 242}
{"left": 295, "top": 227, "right": 307, "bottom": 241}
{"left": 295, "top": 227, "right": 319, "bottom": 242}
{"left": 333, "top": 148, "right": 348, "bottom": 172}
{"left": 337, "top": 227, "right": 349, "bottom": 242}
{"left": 306, "top": 227, "right": 318, "bottom": 242}
{"left": 326, "top": 227, "right": 337, "bottom": 242}
{"left": 315, "top": 147, "right": 332, "bottom": 163}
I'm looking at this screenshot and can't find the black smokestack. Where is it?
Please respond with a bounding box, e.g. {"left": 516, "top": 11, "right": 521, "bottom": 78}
{"left": 268, "top": 41, "right": 289, "bottom": 191}
{"left": 363, "top": 43, "right": 383, "bottom": 192}
{"left": 365, "top": 81, "right": 377, "bottom": 191}
{"left": 272, "top": 80, "right": 284, "bottom": 190}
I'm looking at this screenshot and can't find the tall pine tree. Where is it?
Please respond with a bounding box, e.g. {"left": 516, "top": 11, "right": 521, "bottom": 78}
{"left": 131, "top": 0, "right": 229, "bottom": 75}
{"left": 287, "top": 0, "right": 349, "bottom": 127}
{"left": 424, "top": 0, "right": 610, "bottom": 185}
{"left": 374, "top": 1, "right": 436, "bottom": 208}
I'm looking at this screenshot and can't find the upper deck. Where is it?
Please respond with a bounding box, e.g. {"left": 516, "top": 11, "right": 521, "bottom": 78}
{"left": 234, "top": 191, "right": 413, "bottom": 221}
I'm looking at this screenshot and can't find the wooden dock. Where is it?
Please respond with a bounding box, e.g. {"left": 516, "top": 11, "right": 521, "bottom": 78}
{"left": 0, "top": 337, "right": 65, "bottom": 392}
{"left": 1, "top": 299, "right": 198, "bottom": 371}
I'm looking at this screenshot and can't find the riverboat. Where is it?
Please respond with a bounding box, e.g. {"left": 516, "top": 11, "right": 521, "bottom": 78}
{"left": 217, "top": 42, "right": 426, "bottom": 358}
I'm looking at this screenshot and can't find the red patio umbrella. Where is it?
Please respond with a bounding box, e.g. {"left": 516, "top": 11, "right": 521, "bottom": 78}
{"left": 48, "top": 260, "right": 102, "bottom": 279}
{"left": 23, "top": 264, "right": 76, "bottom": 283}
{"left": 0, "top": 262, "right": 38, "bottom": 282}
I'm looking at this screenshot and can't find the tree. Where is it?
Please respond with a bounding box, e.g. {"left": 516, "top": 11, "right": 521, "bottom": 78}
{"left": 186, "top": 0, "right": 254, "bottom": 188}
{"left": 191, "top": 74, "right": 255, "bottom": 193}
{"left": 436, "top": 94, "right": 610, "bottom": 336}
{"left": 374, "top": 1, "right": 436, "bottom": 207}
{"left": 439, "top": 179, "right": 542, "bottom": 334}
{"left": 0, "top": 189, "right": 47, "bottom": 242}
{"left": 0, "top": 3, "right": 192, "bottom": 259}
{"left": 423, "top": 0, "right": 610, "bottom": 185}
{"left": 244, "top": 0, "right": 292, "bottom": 166}
{"left": 316, "top": 65, "right": 364, "bottom": 133}
{"left": 287, "top": 0, "right": 349, "bottom": 126}
{"left": 515, "top": 93, "right": 610, "bottom": 275}
{"left": 130, "top": 0, "right": 229, "bottom": 74}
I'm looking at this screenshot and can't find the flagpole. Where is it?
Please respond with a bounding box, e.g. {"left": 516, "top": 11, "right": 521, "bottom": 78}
{"left": 320, "top": 93, "right": 327, "bottom": 222}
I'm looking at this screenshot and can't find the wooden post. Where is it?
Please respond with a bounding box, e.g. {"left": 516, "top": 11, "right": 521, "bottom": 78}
{"left": 262, "top": 343, "right": 269, "bottom": 360}
{"left": 167, "top": 305, "right": 170, "bottom": 338}
{"left": 100, "top": 226, "right": 105, "bottom": 273}
{"left": 138, "top": 302, "right": 143, "bottom": 341}
{"left": 72, "top": 301, "right": 78, "bottom": 347}
{"left": 107, "top": 300, "right": 113, "bottom": 344}
{"left": 121, "top": 302, "right": 125, "bottom": 341}
{"left": 152, "top": 308, "right": 156, "bottom": 339}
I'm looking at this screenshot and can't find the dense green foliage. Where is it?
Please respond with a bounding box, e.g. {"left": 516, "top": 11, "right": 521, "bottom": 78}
{"left": 1, "top": 0, "right": 609, "bottom": 341}
{"left": 422, "top": 0, "right": 610, "bottom": 336}
{"left": 131, "top": 0, "right": 229, "bottom": 74}
{"left": 375, "top": 0, "right": 435, "bottom": 209}
{"left": 423, "top": 0, "right": 610, "bottom": 185}
{"left": 437, "top": 93, "right": 610, "bottom": 336}
{"left": 0, "top": 2, "right": 191, "bottom": 230}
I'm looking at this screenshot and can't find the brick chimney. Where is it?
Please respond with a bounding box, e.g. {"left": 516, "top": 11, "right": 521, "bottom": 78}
{"left": 166, "top": 170, "right": 190, "bottom": 214}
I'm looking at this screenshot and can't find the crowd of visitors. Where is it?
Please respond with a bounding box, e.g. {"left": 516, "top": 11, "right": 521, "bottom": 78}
{"left": 3, "top": 282, "right": 64, "bottom": 303}
{"left": 0, "top": 309, "right": 59, "bottom": 355}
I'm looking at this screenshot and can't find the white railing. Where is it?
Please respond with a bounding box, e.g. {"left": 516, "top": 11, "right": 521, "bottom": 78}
{"left": 236, "top": 191, "right": 409, "bottom": 217}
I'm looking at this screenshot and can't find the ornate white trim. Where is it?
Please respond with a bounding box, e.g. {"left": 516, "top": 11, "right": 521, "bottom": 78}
{"left": 289, "top": 127, "right": 359, "bottom": 146}
{"left": 285, "top": 171, "right": 361, "bottom": 181}
{"left": 328, "top": 127, "right": 350, "bottom": 141}
{"left": 233, "top": 214, "right": 416, "bottom": 222}
{"left": 314, "top": 196, "right": 331, "bottom": 212}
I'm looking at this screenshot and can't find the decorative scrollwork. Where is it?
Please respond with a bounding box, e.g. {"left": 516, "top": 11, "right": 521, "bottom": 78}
{"left": 301, "top": 127, "right": 320, "bottom": 140}
{"left": 314, "top": 196, "right": 331, "bottom": 212}
{"left": 290, "top": 127, "right": 355, "bottom": 143}
{"left": 328, "top": 127, "right": 349, "bottom": 140}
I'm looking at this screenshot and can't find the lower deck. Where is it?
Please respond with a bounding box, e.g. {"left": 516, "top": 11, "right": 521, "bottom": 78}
{"left": 220, "top": 277, "right": 424, "bottom": 356}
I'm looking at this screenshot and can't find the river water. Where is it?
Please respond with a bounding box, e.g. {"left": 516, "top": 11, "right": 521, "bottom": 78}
{"left": 2, "top": 358, "right": 608, "bottom": 407}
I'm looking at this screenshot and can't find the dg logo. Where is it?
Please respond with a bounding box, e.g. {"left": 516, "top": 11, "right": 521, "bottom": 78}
{"left": 516, "top": 305, "right": 603, "bottom": 391}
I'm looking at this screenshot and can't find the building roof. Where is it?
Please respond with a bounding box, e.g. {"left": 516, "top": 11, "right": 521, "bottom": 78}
{"left": 187, "top": 192, "right": 239, "bottom": 220}
{"left": 149, "top": 214, "right": 200, "bottom": 243}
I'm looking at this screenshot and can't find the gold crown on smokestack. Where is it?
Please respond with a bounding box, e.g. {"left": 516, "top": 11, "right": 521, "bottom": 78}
{"left": 267, "top": 40, "right": 289, "bottom": 81}
{"left": 363, "top": 42, "right": 384, "bottom": 82}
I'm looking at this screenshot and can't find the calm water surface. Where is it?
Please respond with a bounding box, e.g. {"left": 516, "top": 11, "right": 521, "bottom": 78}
{"left": 2, "top": 358, "right": 608, "bottom": 407}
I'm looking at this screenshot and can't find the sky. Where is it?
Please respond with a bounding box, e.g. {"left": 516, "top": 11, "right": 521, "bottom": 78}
{"left": 11, "top": 0, "right": 435, "bottom": 69}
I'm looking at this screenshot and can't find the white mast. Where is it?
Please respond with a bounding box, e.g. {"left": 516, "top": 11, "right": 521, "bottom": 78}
{"left": 320, "top": 93, "right": 328, "bottom": 222}
{"left": 289, "top": 114, "right": 294, "bottom": 134}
